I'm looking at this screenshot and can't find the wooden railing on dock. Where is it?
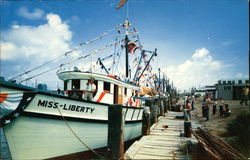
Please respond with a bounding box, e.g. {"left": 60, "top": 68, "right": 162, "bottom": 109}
{"left": 191, "top": 127, "right": 246, "bottom": 160}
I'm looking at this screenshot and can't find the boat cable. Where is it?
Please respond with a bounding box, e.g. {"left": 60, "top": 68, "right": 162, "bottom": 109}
{"left": 9, "top": 24, "right": 121, "bottom": 81}
{"left": 20, "top": 66, "right": 59, "bottom": 83}
{"left": 50, "top": 93, "right": 107, "bottom": 159}
{"left": 19, "top": 39, "right": 121, "bottom": 83}
{"left": 113, "top": 47, "right": 123, "bottom": 76}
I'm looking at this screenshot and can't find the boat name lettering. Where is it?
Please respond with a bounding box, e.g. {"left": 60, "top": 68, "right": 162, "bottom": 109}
{"left": 37, "top": 100, "right": 95, "bottom": 114}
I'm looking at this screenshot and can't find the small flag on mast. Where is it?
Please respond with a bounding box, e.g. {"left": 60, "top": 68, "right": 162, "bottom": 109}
{"left": 117, "top": 0, "right": 128, "bottom": 9}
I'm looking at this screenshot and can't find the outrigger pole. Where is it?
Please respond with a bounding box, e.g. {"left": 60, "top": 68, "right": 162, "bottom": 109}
{"left": 137, "top": 48, "right": 157, "bottom": 81}
{"left": 133, "top": 50, "right": 145, "bottom": 81}
{"left": 98, "top": 58, "right": 110, "bottom": 75}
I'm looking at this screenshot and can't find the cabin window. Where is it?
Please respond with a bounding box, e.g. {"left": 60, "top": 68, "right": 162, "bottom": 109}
{"left": 104, "top": 82, "right": 110, "bottom": 92}
{"left": 246, "top": 80, "right": 249, "bottom": 84}
{"left": 64, "top": 81, "right": 68, "bottom": 91}
{"left": 238, "top": 80, "right": 242, "bottom": 84}
{"left": 72, "top": 79, "right": 80, "bottom": 90}
{"left": 124, "top": 88, "right": 127, "bottom": 95}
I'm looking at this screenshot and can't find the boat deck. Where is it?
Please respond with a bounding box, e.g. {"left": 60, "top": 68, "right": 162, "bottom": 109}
{"left": 125, "top": 111, "right": 200, "bottom": 159}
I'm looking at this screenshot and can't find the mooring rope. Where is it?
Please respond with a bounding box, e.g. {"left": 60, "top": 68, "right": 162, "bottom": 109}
{"left": 49, "top": 93, "right": 106, "bottom": 159}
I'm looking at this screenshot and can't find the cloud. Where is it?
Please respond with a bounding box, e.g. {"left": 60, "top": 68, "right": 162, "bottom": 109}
{"left": 1, "top": 13, "right": 72, "bottom": 60}
{"left": 164, "top": 48, "right": 223, "bottom": 90}
{"left": 17, "top": 7, "right": 45, "bottom": 20}
{"left": 192, "top": 47, "right": 209, "bottom": 59}
{"left": 1, "top": 13, "right": 76, "bottom": 83}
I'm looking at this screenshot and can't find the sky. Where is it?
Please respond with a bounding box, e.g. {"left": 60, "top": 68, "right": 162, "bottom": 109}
{"left": 0, "top": 0, "right": 249, "bottom": 91}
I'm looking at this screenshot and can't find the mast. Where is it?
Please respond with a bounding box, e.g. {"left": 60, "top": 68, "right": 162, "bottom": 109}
{"left": 124, "top": 19, "right": 129, "bottom": 78}
{"left": 158, "top": 68, "right": 161, "bottom": 92}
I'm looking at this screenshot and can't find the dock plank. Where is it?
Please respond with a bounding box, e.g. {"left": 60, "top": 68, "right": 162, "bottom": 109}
{"left": 125, "top": 111, "right": 194, "bottom": 159}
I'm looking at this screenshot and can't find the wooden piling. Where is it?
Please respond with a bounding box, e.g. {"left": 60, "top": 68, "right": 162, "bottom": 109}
{"left": 159, "top": 100, "right": 164, "bottom": 116}
{"left": 154, "top": 102, "right": 158, "bottom": 123}
{"left": 183, "top": 109, "right": 192, "bottom": 137}
{"left": 108, "top": 104, "right": 124, "bottom": 159}
{"left": 163, "top": 98, "right": 168, "bottom": 113}
{"left": 184, "top": 121, "right": 192, "bottom": 137}
{"left": 142, "top": 107, "right": 151, "bottom": 135}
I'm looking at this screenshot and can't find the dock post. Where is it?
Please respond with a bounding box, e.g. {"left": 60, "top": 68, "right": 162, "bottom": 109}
{"left": 183, "top": 109, "right": 192, "bottom": 137}
{"left": 154, "top": 101, "right": 158, "bottom": 123}
{"left": 159, "top": 100, "right": 164, "bottom": 116}
{"left": 163, "top": 98, "right": 168, "bottom": 113}
{"left": 108, "top": 105, "right": 124, "bottom": 159}
{"left": 142, "top": 106, "right": 151, "bottom": 135}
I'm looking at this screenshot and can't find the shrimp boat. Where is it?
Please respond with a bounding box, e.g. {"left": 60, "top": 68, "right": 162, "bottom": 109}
{"left": 0, "top": 19, "right": 158, "bottom": 159}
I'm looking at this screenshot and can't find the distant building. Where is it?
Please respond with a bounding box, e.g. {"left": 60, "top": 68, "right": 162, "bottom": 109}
{"left": 216, "top": 79, "right": 249, "bottom": 100}
{"left": 195, "top": 86, "right": 217, "bottom": 98}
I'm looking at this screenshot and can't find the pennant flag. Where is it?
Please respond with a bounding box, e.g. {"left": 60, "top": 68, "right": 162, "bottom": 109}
{"left": 117, "top": 0, "right": 128, "bottom": 9}
{"left": 133, "top": 58, "right": 138, "bottom": 63}
{"left": 128, "top": 42, "right": 139, "bottom": 54}
{"left": 138, "top": 65, "right": 142, "bottom": 70}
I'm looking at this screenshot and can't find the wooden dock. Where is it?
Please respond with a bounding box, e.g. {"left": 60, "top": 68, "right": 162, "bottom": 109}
{"left": 125, "top": 111, "right": 199, "bottom": 159}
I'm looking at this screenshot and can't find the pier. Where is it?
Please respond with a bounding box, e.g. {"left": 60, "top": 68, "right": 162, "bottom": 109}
{"left": 125, "top": 111, "right": 200, "bottom": 159}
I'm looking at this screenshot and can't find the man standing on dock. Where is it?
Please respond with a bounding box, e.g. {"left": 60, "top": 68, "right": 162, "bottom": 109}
{"left": 204, "top": 96, "right": 212, "bottom": 121}
{"left": 240, "top": 85, "right": 249, "bottom": 106}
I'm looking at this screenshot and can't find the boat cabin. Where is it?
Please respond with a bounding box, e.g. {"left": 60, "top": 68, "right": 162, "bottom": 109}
{"left": 57, "top": 70, "right": 141, "bottom": 107}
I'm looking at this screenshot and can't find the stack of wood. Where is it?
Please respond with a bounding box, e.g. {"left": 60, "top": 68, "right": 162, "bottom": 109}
{"left": 191, "top": 127, "right": 246, "bottom": 160}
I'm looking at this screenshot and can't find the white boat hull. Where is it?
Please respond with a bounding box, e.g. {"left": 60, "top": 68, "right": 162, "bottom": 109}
{"left": 4, "top": 116, "right": 142, "bottom": 159}
{"left": 0, "top": 82, "right": 143, "bottom": 159}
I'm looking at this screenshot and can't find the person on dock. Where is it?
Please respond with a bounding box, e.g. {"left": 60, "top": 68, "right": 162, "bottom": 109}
{"left": 202, "top": 100, "right": 206, "bottom": 118}
{"left": 240, "top": 85, "right": 249, "bottom": 106}
{"left": 218, "top": 97, "right": 225, "bottom": 116}
{"left": 204, "top": 96, "right": 212, "bottom": 121}
{"left": 83, "top": 79, "right": 96, "bottom": 101}
{"left": 212, "top": 99, "right": 218, "bottom": 115}
{"left": 223, "top": 104, "right": 231, "bottom": 117}
{"left": 191, "top": 95, "right": 195, "bottom": 110}
{"left": 186, "top": 95, "right": 192, "bottom": 119}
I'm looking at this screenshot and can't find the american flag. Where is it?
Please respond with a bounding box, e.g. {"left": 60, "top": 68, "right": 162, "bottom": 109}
{"left": 117, "top": 0, "right": 128, "bottom": 9}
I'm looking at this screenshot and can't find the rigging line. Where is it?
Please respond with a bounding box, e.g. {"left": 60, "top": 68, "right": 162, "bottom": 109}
{"left": 113, "top": 48, "right": 123, "bottom": 75}
{"left": 20, "top": 53, "right": 92, "bottom": 83}
{"left": 50, "top": 93, "right": 106, "bottom": 159}
{"left": 10, "top": 54, "right": 64, "bottom": 81}
{"left": 20, "top": 66, "right": 59, "bottom": 83}
{"left": 10, "top": 25, "right": 121, "bottom": 81}
{"left": 111, "top": 37, "right": 118, "bottom": 74}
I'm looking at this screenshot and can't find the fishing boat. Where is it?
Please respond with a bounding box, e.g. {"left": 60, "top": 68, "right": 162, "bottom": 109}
{"left": 0, "top": 19, "right": 158, "bottom": 159}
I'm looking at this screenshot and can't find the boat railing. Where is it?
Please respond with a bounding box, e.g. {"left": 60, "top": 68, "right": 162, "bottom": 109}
{"left": 56, "top": 67, "right": 85, "bottom": 74}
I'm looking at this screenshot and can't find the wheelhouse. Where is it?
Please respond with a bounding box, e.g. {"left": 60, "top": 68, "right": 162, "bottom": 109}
{"left": 57, "top": 70, "right": 141, "bottom": 107}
